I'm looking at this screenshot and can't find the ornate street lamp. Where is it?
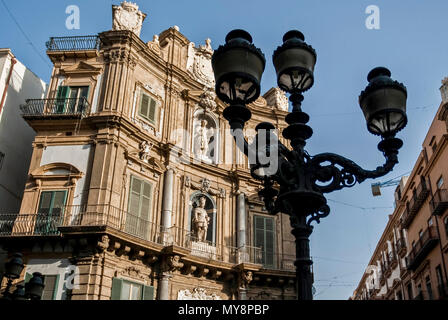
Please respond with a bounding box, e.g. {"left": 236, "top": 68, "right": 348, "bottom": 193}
{"left": 1, "top": 253, "right": 45, "bottom": 300}
{"left": 212, "top": 29, "right": 407, "bottom": 300}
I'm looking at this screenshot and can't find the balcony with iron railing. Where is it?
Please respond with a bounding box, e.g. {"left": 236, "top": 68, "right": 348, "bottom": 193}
{"left": 430, "top": 189, "right": 448, "bottom": 216}
{"left": 388, "top": 250, "right": 398, "bottom": 269}
{"left": 46, "top": 35, "right": 101, "bottom": 52}
{"left": 406, "top": 226, "right": 439, "bottom": 270}
{"left": 0, "top": 204, "right": 267, "bottom": 267}
{"left": 20, "top": 98, "right": 91, "bottom": 118}
{"left": 401, "top": 177, "right": 430, "bottom": 229}
{"left": 396, "top": 237, "right": 407, "bottom": 257}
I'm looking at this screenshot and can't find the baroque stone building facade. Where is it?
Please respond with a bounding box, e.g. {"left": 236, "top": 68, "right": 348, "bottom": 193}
{"left": 0, "top": 2, "right": 296, "bottom": 300}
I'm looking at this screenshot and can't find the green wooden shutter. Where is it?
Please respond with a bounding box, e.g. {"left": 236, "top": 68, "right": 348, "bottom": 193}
{"left": 139, "top": 93, "right": 150, "bottom": 119}
{"left": 147, "top": 98, "right": 157, "bottom": 124}
{"left": 142, "top": 285, "right": 154, "bottom": 300}
{"left": 111, "top": 278, "right": 123, "bottom": 300}
{"left": 55, "top": 86, "right": 69, "bottom": 113}
{"left": 265, "top": 218, "right": 275, "bottom": 267}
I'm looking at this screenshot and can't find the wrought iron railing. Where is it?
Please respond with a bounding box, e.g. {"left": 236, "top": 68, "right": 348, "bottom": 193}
{"left": 406, "top": 226, "right": 439, "bottom": 270}
{"left": 20, "top": 98, "right": 91, "bottom": 117}
{"left": 0, "top": 205, "right": 271, "bottom": 267}
{"left": 388, "top": 250, "right": 398, "bottom": 267}
{"left": 430, "top": 189, "right": 448, "bottom": 216}
{"left": 0, "top": 213, "right": 62, "bottom": 236}
{"left": 46, "top": 35, "right": 100, "bottom": 51}
{"left": 396, "top": 237, "right": 407, "bottom": 256}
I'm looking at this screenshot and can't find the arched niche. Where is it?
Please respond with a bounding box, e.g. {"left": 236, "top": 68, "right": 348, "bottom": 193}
{"left": 188, "top": 191, "right": 217, "bottom": 244}
{"left": 191, "top": 109, "right": 219, "bottom": 164}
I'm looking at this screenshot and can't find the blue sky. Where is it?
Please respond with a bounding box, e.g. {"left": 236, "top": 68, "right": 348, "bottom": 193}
{"left": 1, "top": 0, "right": 448, "bottom": 299}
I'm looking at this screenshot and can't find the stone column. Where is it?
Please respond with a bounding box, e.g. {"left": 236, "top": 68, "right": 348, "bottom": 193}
{"left": 158, "top": 274, "right": 171, "bottom": 300}
{"left": 236, "top": 192, "right": 247, "bottom": 263}
{"left": 237, "top": 192, "right": 246, "bottom": 247}
{"left": 161, "top": 168, "right": 174, "bottom": 228}
{"left": 161, "top": 168, "right": 174, "bottom": 245}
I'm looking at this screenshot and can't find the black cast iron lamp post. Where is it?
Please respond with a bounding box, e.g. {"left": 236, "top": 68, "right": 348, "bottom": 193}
{"left": 2, "top": 253, "right": 45, "bottom": 300}
{"left": 212, "top": 29, "right": 407, "bottom": 300}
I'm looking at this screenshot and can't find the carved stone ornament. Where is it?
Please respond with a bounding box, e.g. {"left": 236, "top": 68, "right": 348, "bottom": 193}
{"left": 264, "top": 87, "right": 289, "bottom": 111}
{"left": 200, "top": 178, "right": 211, "bottom": 193}
{"left": 139, "top": 140, "right": 154, "bottom": 162}
{"left": 184, "top": 176, "right": 225, "bottom": 198}
{"left": 198, "top": 88, "right": 217, "bottom": 112}
{"left": 96, "top": 235, "right": 110, "bottom": 251}
{"left": 117, "top": 266, "right": 147, "bottom": 282}
{"left": 147, "top": 35, "right": 162, "bottom": 56}
{"left": 112, "top": 1, "right": 147, "bottom": 37}
{"left": 177, "top": 287, "right": 222, "bottom": 300}
{"left": 239, "top": 271, "right": 253, "bottom": 289}
{"left": 186, "top": 40, "right": 215, "bottom": 88}
{"left": 162, "top": 255, "right": 184, "bottom": 273}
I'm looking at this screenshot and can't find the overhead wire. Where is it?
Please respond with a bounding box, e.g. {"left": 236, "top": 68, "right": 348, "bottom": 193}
{"left": 1, "top": 0, "right": 52, "bottom": 68}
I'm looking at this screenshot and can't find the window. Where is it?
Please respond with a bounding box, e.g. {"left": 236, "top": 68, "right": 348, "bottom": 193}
{"left": 425, "top": 276, "right": 433, "bottom": 300}
{"left": 437, "top": 176, "right": 444, "bottom": 189}
{"left": 428, "top": 217, "right": 433, "bottom": 227}
{"left": 110, "top": 278, "right": 154, "bottom": 300}
{"left": 429, "top": 136, "right": 437, "bottom": 152}
{"left": 26, "top": 273, "right": 59, "bottom": 300}
{"left": 419, "top": 229, "right": 424, "bottom": 238}
{"left": 36, "top": 190, "right": 67, "bottom": 235}
{"left": 0, "top": 151, "right": 4, "bottom": 170}
{"left": 55, "top": 85, "right": 89, "bottom": 113}
{"left": 138, "top": 92, "right": 158, "bottom": 125}
{"left": 254, "top": 215, "right": 275, "bottom": 268}
{"left": 127, "top": 176, "right": 153, "bottom": 239}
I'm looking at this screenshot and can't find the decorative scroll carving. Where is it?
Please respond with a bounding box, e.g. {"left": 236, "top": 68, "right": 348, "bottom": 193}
{"left": 264, "top": 87, "right": 289, "bottom": 111}
{"left": 112, "top": 1, "right": 146, "bottom": 37}
{"left": 184, "top": 176, "right": 226, "bottom": 198}
{"left": 186, "top": 40, "right": 215, "bottom": 88}
{"left": 177, "top": 287, "right": 222, "bottom": 300}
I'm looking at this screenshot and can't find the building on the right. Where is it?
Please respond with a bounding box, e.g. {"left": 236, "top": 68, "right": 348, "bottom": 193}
{"left": 352, "top": 77, "right": 448, "bottom": 300}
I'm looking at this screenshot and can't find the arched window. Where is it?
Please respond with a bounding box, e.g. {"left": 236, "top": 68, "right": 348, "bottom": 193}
{"left": 189, "top": 192, "right": 216, "bottom": 244}
{"left": 192, "top": 110, "right": 219, "bottom": 164}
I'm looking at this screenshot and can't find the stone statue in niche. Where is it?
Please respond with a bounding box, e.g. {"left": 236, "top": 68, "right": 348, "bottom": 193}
{"left": 192, "top": 196, "right": 210, "bottom": 242}
{"left": 193, "top": 115, "right": 216, "bottom": 162}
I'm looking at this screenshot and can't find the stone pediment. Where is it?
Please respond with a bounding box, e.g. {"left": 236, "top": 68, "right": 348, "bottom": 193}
{"left": 60, "top": 61, "right": 102, "bottom": 76}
